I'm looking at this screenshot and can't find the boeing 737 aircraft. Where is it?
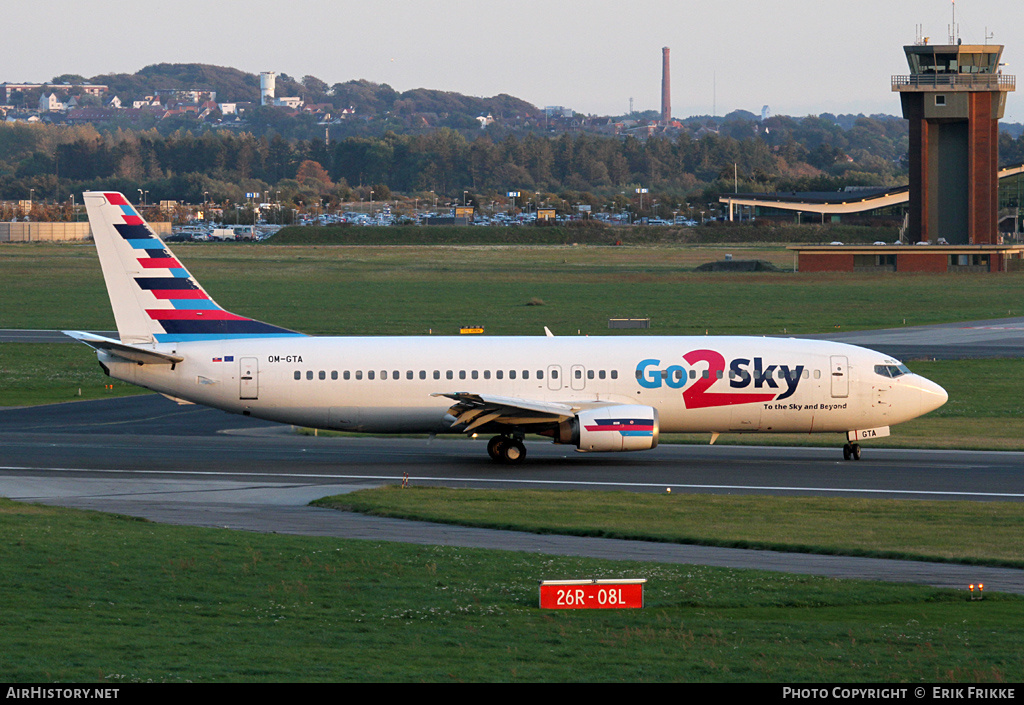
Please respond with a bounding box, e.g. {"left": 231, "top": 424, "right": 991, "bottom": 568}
{"left": 67, "top": 191, "right": 948, "bottom": 463}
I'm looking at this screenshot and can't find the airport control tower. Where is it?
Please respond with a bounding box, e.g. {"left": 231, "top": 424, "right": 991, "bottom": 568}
{"left": 893, "top": 42, "right": 1015, "bottom": 244}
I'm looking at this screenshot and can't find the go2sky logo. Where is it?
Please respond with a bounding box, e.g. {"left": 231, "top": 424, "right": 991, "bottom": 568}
{"left": 635, "top": 349, "right": 805, "bottom": 409}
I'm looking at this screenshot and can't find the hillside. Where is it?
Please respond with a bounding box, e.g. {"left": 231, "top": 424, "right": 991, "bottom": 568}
{"left": 77, "top": 64, "right": 539, "bottom": 119}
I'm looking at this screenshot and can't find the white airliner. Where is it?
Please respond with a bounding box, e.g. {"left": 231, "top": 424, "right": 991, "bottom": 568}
{"left": 66, "top": 191, "right": 948, "bottom": 463}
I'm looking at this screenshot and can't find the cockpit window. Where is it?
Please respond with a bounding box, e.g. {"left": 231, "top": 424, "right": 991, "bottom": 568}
{"left": 874, "top": 364, "right": 911, "bottom": 378}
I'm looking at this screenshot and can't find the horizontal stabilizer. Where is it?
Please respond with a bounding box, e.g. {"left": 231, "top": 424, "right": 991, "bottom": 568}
{"left": 63, "top": 331, "right": 184, "bottom": 365}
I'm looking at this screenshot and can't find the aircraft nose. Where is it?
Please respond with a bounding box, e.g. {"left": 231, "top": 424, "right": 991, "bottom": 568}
{"left": 916, "top": 375, "right": 948, "bottom": 415}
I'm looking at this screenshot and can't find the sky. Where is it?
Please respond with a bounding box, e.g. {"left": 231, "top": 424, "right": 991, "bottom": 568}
{"left": 7, "top": 0, "right": 1022, "bottom": 122}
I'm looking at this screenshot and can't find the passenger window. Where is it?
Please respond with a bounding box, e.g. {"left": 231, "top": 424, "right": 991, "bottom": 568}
{"left": 814, "top": 370, "right": 821, "bottom": 379}
{"left": 472, "top": 370, "right": 478, "bottom": 380}
{"left": 294, "top": 371, "right": 301, "bottom": 380}
{"left": 344, "top": 371, "right": 351, "bottom": 380}
{"left": 380, "top": 371, "right": 387, "bottom": 380}
{"left": 419, "top": 370, "right": 426, "bottom": 380}
{"left": 551, "top": 369, "right": 559, "bottom": 379}
{"left": 575, "top": 369, "right": 582, "bottom": 379}
{"left": 610, "top": 370, "right": 617, "bottom": 379}
{"left": 523, "top": 370, "right": 529, "bottom": 380}
{"left": 406, "top": 370, "right": 413, "bottom": 380}
{"left": 538, "top": 370, "right": 544, "bottom": 379}
{"left": 356, "top": 371, "right": 363, "bottom": 380}
{"left": 484, "top": 370, "right": 491, "bottom": 380}
{"left": 331, "top": 371, "right": 338, "bottom": 380}
{"left": 393, "top": 370, "right": 399, "bottom": 380}
{"left": 599, "top": 370, "right": 606, "bottom": 380}
{"left": 459, "top": 370, "right": 466, "bottom": 380}
{"left": 446, "top": 370, "right": 453, "bottom": 380}
{"left": 510, "top": 370, "right": 517, "bottom": 379}
{"left": 368, "top": 371, "right": 375, "bottom": 380}
{"left": 306, "top": 371, "right": 313, "bottom": 380}
{"left": 496, "top": 370, "right": 503, "bottom": 380}
{"left": 433, "top": 370, "right": 440, "bottom": 380}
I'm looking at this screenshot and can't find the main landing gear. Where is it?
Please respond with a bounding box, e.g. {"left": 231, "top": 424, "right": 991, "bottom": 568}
{"left": 842, "top": 443, "right": 862, "bottom": 461}
{"left": 487, "top": 434, "right": 527, "bottom": 464}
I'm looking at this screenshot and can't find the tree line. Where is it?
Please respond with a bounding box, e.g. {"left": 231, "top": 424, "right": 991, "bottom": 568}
{"left": 2, "top": 116, "right": 1023, "bottom": 218}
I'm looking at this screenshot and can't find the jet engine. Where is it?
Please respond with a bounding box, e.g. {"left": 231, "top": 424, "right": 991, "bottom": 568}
{"left": 555, "top": 405, "right": 659, "bottom": 452}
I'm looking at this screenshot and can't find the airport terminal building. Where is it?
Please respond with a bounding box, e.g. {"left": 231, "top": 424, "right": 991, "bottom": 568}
{"left": 722, "top": 165, "right": 1024, "bottom": 273}
{"left": 721, "top": 164, "right": 1024, "bottom": 273}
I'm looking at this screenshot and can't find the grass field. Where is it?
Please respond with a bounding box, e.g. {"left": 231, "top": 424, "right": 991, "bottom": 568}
{"left": 3, "top": 242, "right": 1023, "bottom": 336}
{"left": 1, "top": 498, "right": 1021, "bottom": 683}
{"left": 318, "top": 487, "right": 1024, "bottom": 568}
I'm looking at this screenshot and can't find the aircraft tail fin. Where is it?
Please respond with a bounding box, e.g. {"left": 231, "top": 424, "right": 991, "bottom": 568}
{"left": 83, "top": 192, "right": 303, "bottom": 344}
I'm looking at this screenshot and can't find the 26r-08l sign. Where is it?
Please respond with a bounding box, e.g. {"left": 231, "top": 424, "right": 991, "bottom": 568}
{"left": 539, "top": 579, "right": 646, "bottom": 609}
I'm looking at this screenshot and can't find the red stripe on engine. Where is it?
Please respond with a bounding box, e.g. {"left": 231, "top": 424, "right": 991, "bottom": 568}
{"left": 584, "top": 424, "right": 655, "bottom": 432}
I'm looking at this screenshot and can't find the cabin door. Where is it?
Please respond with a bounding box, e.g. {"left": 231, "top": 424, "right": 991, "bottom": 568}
{"left": 829, "top": 355, "right": 849, "bottom": 398}
{"left": 240, "top": 357, "right": 259, "bottom": 400}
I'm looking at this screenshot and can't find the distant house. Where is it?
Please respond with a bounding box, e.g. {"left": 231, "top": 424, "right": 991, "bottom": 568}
{"left": 133, "top": 96, "right": 162, "bottom": 109}
{"left": 66, "top": 108, "right": 117, "bottom": 124}
{"left": 38, "top": 93, "right": 64, "bottom": 112}
{"left": 273, "top": 96, "right": 303, "bottom": 109}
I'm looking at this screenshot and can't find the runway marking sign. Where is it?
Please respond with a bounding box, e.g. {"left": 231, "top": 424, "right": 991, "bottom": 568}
{"left": 539, "top": 579, "right": 646, "bottom": 609}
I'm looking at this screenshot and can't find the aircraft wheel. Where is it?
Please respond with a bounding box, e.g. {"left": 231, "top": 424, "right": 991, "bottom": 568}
{"left": 851, "top": 444, "right": 861, "bottom": 461}
{"left": 843, "top": 443, "right": 852, "bottom": 461}
{"left": 487, "top": 436, "right": 507, "bottom": 462}
{"left": 502, "top": 438, "right": 527, "bottom": 464}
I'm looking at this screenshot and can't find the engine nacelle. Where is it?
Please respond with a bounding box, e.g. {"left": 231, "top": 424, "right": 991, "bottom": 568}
{"left": 556, "top": 405, "right": 659, "bottom": 452}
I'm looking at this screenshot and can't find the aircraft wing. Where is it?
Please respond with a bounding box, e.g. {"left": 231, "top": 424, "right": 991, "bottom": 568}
{"left": 432, "top": 392, "right": 579, "bottom": 432}
{"left": 63, "top": 331, "right": 184, "bottom": 365}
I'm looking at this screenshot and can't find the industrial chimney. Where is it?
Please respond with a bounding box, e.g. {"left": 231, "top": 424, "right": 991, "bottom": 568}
{"left": 661, "top": 47, "right": 671, "bottom": 126}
